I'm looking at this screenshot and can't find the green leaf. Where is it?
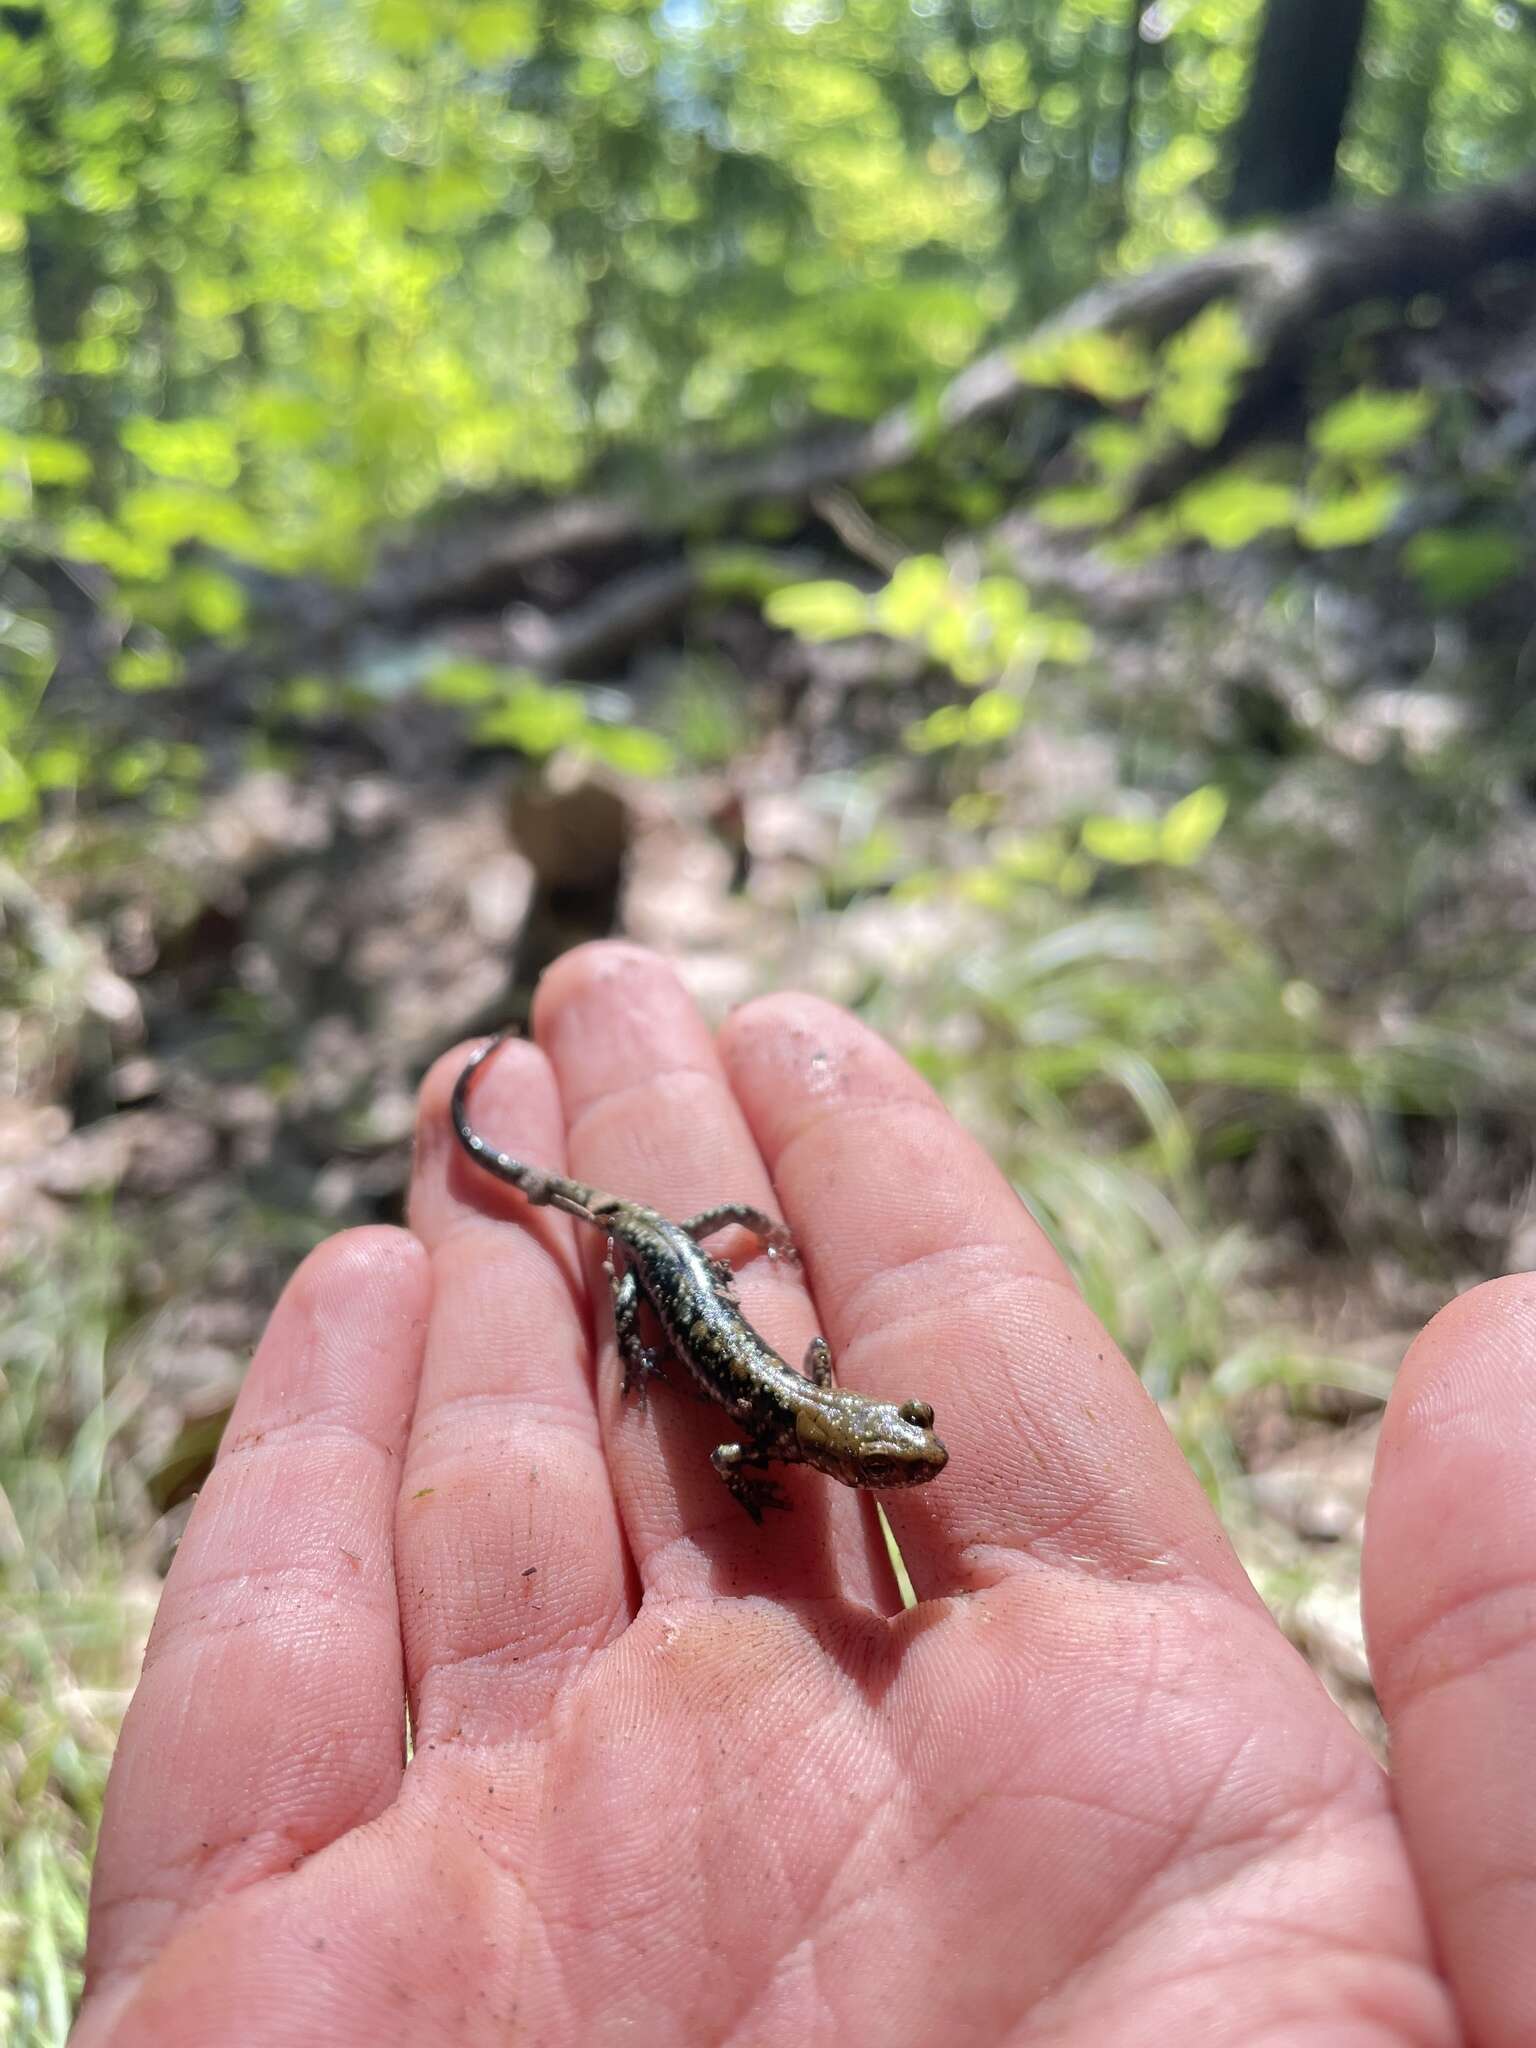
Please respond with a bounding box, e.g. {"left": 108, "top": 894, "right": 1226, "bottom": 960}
{"left": 111, "top": 647, "right": 183, "bottom": 693}
{"left": 875, "top": 555, "right": 951, "bottom": 636}
{"left": 29, "top": 741, "right": 86, "bottom": 792}
{"left": 1296, "top": 478, "right": 1403, "bottom": 550}
{"left": 59, "top": 512, "right": 170, "bottom": 582}
{"left": 1031, "top": 615, "right": 1093, "bottom": 664}
{"left": 1310, "top": 388, "right": 1436, "bottom": 464}
{"left": 0, "top": 744, "right": 37, "bottom": 824}
{"left": 274, "top": 676, "right": 338, "bottom": 721}
{"left": 1166, "top": 304, "right": 1252, "bottom": 377}
{"left": 121, "top": 416, "right": 242, "bottom": 490}
{"left": 117, "top": 485, "right": 263, "bottom": 558}
{"left": 1175, "top": 474, "right": 1297, "bottom": 550}
{"left": 905, "top": 704, "right": 969, "bottom": 753}
{"left": 694, "top": 548, "right": 809, "bottom": 602}
{"left": 581, "top": 724, "right": 675, "bottom": 777}
{"left": 14, "top": 436, "right": 94, "bottom": 487}
{"left": 456, "top": 0, "right": 537, "bottom": 64}
{"left": 1014, "top": 327, "right": 1156, "bottom": 402}
{"left": 1077, "top": 422, "right": 1149, "bottom": 480}
{"left": 1034, "top": 485, "right": 1122, "bottom": 530}
{"left": 905, "top": 689, "right": 1024, "bottom": 752}
{"left": 965, "top": 688, "right": 1026, "bottom": 742}
{"left": 763, "top": 580, "right": 871, "bottom": 641}
{"left": 1159, "top": 785, "right": 1227, "bottom": 865}
{"left": 1401, "top": 527, "right": 1523, "bottom": 608}
{"left": 371, "top": 0, "right": 438, "bottom": 52}
{"left": 241, "top": 390, "right": 331, "bottom": 452}
{"left": 107, "top": 742, "right": 170, "bottom": 795}
{"left": 1089, "top": 786, "right": 1236, "bottom": 868}
{"left": 422, "top": 660, "right": 510, "bottom": 705}
{"left": 1079, "top": 814, "right": 1163, "bottom": 865}
{"left": 473, "top": 682, "right": 590, "bottom": 756}
{"left": 1154, "top": 304, "right": 1255, "bottom": 447}
{"left": 175, "top": 567, "right": 248, "bottom": 637}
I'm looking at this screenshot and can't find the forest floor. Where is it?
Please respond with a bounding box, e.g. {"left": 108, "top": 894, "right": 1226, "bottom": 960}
{"left": 8, "top": 276, "right": 1536, "bottom": 2035}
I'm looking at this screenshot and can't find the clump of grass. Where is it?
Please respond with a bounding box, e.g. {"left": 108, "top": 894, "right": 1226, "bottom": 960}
{"left": 856, "top": 819, "right": 1532, "bottom": 1517}
{"left": 0, "top": 1210, "right": 153, "bottom": 2046}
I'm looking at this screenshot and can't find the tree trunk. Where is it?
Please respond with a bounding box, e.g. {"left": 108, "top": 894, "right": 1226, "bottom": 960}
{"left": 1223, "top": 0, "right": 1370, "bottom": 222}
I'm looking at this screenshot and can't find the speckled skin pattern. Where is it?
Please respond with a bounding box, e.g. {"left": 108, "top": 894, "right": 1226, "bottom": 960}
{"left": 451, "top": 1035, "right": 948, "bottom": 1520}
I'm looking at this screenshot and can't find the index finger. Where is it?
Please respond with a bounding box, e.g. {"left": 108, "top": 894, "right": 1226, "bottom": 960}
{"left": 85, "top": 1228, "right": 428, "bottom": 2004}
{"left": 718, "top": 995, "right": 1256, "bottom": 1602}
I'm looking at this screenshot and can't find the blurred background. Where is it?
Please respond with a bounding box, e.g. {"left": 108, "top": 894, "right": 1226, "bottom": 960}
{"left": 3, "top": 0, "right": 1536, "bottom": 2030}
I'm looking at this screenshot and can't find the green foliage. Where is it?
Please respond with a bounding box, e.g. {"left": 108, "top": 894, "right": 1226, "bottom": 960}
{"left": 1080, "top": 787, "right": 1230, "bottom": 868}
{"left": 1, "top": 1212, "right": 147, "bottom": 2048}
{"left": 906, "top": 689, "right": 1027, "bottom": 754}
{"left": 1295, "top": 477, "right": 1404, "bottom": 549}
{"left": 1150, "top": 303, "right": 1256, "bottom": 449}
{"left": 1014, "top": 327, "right": 1157, "bottom": 403}
{"left": 1028, "top": 303, "right": 1521, "bottom": 602}
{"left": 1174, "top": 472, "right": 1299, "bottom": 550}
{"left": 0, "top": 605, "right": 59, "bottom": 827}
{"left": 109, "top": 648, "right": 182, "bottom": 695}
{"left": 0, "top": 0, "right": 1528, "bottom": 772}
{"left": 769, "top": 557, "right": 1091, "bottom": 699}
{"left": 762, "top": 581, "right": 873, "bottom": 643}
{"left": 1309, "top": 387, "right": 1437, "bottom": 463}
{"left": 659, "top": 661, "right": 754, "bottom": 769}
{"left": 425, "top": 662, "right": 675, "bottom": 776}
{"left": 120, "top": 417, "right": 242, "bottom": 490}
{"left": 1401, "top": 526, "right": 1524, "bottom": 607}
{"left": 0, "top": 435, "right": 93, "bottom": 491}
{"left": 1035, "top": 482, "right": 1127, "bottom": 530}
{"left": 877, "top": 795, "right": 1517, "bottom": 1424}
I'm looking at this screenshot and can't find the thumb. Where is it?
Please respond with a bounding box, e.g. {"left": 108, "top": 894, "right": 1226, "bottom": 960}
{"left": 1363, "top": 1275, "right": 1536, "bottom": 2048}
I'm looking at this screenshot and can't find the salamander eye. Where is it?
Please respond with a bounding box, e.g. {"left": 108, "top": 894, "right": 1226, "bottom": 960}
{"left": 899, "top": 1399, "right": 935, "bottom": 1430}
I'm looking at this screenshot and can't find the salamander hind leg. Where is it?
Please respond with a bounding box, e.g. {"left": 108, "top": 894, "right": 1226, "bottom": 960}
{"left": 681, "top": 1204, "right": 800, "bottom": 1266}
{"left": 607, "top": 1253, "right": 665, "bottom": 1404}
{"left": 710, "top": 1443, "right": 790, "bottom": 1524}
{"left": 706, "top": 1256, "right": 738, "bottom": 1295}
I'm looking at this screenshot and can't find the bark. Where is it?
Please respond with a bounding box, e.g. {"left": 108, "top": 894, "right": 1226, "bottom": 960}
{"left": 1224, "top": 0, "right": 1371, "bottom": 222}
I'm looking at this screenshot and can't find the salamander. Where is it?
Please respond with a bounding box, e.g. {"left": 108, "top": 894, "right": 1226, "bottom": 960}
{"left": 451, "top": 1035, "right": 948, "bottom": 1520}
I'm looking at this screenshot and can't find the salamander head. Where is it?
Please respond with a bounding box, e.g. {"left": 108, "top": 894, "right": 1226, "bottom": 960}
{"left": 795, "top": 1392, "right": 948, "bottom": 1491}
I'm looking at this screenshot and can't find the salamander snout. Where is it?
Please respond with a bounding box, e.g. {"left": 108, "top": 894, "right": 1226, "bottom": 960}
{"left": 794, "top": 1387, "right": 949, "bottom": 1490}
{"left": 859, "top": 1398, "right": 949, "bottom": 1489}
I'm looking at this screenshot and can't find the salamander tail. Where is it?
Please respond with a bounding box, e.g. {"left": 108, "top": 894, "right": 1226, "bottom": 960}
{"left": 449, "top": 1033, "right": 600, "bottom": 1219}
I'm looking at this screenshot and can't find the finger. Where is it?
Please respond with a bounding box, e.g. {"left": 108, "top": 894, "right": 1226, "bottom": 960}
{"left": 532, "top": 943, "right": 891, "bottom": 1607}
{"left": 718, "top": 994, "right": 1258, "bottom": 1602}
{"left": 1363, "top": 1275, "right": 1536, "bottom": 2048}
{"left": 400, "top": 1038, "right": 632, "bottom": 1748}
{"left": 85, "top": 1228, "right": 428, "bottom": 1997}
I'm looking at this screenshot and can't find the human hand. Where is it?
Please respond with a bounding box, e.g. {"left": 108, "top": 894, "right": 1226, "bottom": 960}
{"left": 77, "top": 944, "right": 1536, "bottom": 2046}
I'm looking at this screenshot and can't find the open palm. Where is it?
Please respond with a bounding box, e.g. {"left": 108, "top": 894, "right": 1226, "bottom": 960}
{"left": 77, "top": 945, "right": 1536, "bottom": 2046}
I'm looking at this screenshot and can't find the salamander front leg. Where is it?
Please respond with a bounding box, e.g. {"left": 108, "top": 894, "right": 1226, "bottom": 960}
{"left": 607, "top": 1250, "right": 665, "bottom": 1404}
{"left": 802, "top": 1336, "right": 834, "bottom": 1387}
{"left": 681, "top": 1204, "right": 800, "bottom": 1266}
{"left": 710, "top": 1442, "right": 790, "bottom": 1524}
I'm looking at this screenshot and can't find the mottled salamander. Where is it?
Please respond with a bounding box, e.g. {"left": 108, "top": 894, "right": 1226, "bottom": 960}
{"left": 451, "top": 1035, "right": 948, "bottom": 1520}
